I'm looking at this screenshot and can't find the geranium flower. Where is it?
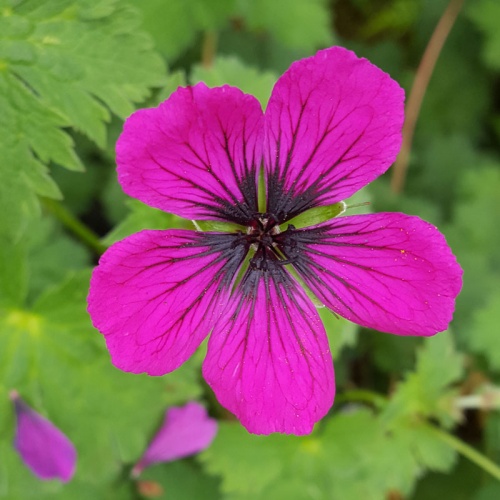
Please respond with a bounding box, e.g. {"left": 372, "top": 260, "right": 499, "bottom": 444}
{"left": 131, "top": 401, "right": 217, "bottom": 477}
{"left": 88, "top": 46, "right": 462, "bottom": 435}
{"left": 10, "top": 390, "right": 77, "bottom": 482}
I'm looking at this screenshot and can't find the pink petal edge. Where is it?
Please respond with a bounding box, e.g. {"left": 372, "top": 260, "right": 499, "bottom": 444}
{"left": 264, "top": 46, "right": 405, "bottom": 220}
{"left": 285, "top": 213, "right": 463, "bottom": 335}
{"left": 203, "top": 270, "right": 335, "bottom": 435}
{"left": 87, "top": 230, "right": 242, "bottom": 375}
{"left": 117, "top": 83, "right": 264, "bottom": 223}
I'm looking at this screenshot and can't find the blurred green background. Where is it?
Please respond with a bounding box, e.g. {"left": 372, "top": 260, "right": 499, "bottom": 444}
{"left": 1, "top": 0, "right": 499, "bottom": 498}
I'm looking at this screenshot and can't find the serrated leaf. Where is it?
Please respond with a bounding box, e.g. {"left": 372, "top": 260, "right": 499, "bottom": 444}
{"left": 381, "top": 331, "right": 464, "bottom": 428}
{"left": 393, "top": 422, "right": 457, "bottom": 473}
{"left": 0, "top": 0, "right": 166, "bottom": 239}
{"left": 201, "top": 411, "right": 423, "bottom": 500}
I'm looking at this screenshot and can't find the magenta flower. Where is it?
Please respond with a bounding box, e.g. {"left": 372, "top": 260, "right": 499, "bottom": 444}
{"left": 10, "top": 391, "right": 77, "bottom": 482}
{"left": 131, "top": 401, "right": 217, "bottom": 477}
{"left": 88, "top": 46, "right": 462, "bottom": 435}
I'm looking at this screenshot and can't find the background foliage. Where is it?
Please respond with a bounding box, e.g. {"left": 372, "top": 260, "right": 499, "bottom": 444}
{"left": 1, "top": 0, "right": 499, "bottom": 498}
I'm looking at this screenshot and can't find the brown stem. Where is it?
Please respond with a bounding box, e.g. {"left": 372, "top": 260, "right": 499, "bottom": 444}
{"left": 201, "top": 31, "right": 217, "bottom": 69}
{"left": 390, "top": 0, "right": 465, "bottom": 194}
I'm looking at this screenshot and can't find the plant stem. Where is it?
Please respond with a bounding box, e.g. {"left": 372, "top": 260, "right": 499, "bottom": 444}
{"left": 42, "top": 198, "right": 107, "bottom": 255}
{"left": 201, "top": 31, "right": 217, "bottom": 69}
{"left": 427, "top": 424, "right": 500, "bottom": 481}
{"left": 390, "top": 0, "right": 465, "bottom": 194}
{"left": 340, "top": 389, "right": 500, "bottom": 480}
{"left": 336, "top": 389, "right": 388, "bottom": 410}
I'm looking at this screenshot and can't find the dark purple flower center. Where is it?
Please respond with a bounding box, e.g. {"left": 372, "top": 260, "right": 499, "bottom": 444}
{"left": 239, "top": 213, "right": 296, "bottom": 273}
{"left": 246, "top": 213, "right": 280, "bottom": 246}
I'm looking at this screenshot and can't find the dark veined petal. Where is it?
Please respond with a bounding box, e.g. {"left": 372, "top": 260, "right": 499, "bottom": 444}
{"left": 279, "top": 213, "right": 463, "bottom": 335}
{"left": 117, "top": 83, "right": 264, "bottom": 225}
{"left": 11, "top": 391, "right": 77, "bottom": 483}
{"left": 87, "top": 230, "right": 246, "bottom": 375}
{"left": 203, "top": 263, "right": 335, "bottom": 435}
{"left": 132, "top": 402, "right": 217, "bottom": 477}
{"left": 264, "top": 46, "right": 404, "bottom": 222}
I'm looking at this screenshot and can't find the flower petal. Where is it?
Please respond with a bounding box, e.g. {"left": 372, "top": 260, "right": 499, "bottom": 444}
{"left": 11, "top": 391, "right": 76, "bottom": 482}
{"left": 132, "top": 402, "right": 217, "bottom": 477}
{"left": 87, "top": 230, "right": 246, "bottom": 375}
{"left": 264, "top": 46, "right": 404, "bottom": 221}
{"left": 203, "top": 264, "right": 335, "bottom": 435}
{"left": 280, "top": 213, "right": 463, "bottom": 335}
{"left": 117, "top": 83, "right": 264, "bottom": 225}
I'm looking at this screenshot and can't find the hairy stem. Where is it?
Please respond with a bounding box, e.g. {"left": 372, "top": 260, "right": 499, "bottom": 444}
{"left": 42, "top": 198, "right": 107, "bottom": 256}
{"left": 390, "top": 0, "right": 465, "bottom": 193}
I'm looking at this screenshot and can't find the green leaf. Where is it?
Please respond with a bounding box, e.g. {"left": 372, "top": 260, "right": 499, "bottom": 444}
{"left": 137, "top": 0, "right": 236, "bottom": 60}
{"left": 0, "top": 439, "right": 135, "bottom": 500}
{"left": 235, "top": 0, "right": 333, "bottom": 51}
{"left": 139, "top": 460, "right": 221, "bottom": 500}
{"left": 381, "top": 331, "right": 464, "bottom": 428}
{"left": 415, "top": 25, "right": 490, "bottom": 142}
{"left": 467, "top": 291, "right": 500, "bottom": 372}
{"left": 411, "top": 135, "right": 479, "bottom": 216}
{"left": 412, "top": 457, "right": 482, "bottom": 500}
{"left": 0, "top": 236, "right": 28, "bottom": 308}
{"left": 444, "top": 165, "right": 500, "bottom": 328}
{"left": 318, "top": 308, "right": 358, "bottom": 359}
{"left": 199, "top": 423, "right": 297, "bottom": 497}
{"left": 370, "top": 332, "right": 422, "bottom": 375}
{"left": 201, "top": 411, "right": 423, "bottom": 500}
{"left": 474, "top": 482, "right": 500, "bottom": 500}
{"left": 0, "top": 0, "right": 165, "bottom": 239}
{"left": 156, "top": 70, "right": 187, "bottom": 104}
{"left": 24, "top": 216, "right": 91, "bottom": 302}
{"left": 468, "top": 0, "right": 500, "bottom": 70}
{"left": 370, "top": 180, "right": 442, "bottom": 227}
{"left": 192, "top": 56, "right": 278, "bottom": 107}
{"left": 102, "top": 199, "right": 189, "bottom": 246}
{"left": 361, "top": 0, "right": 421, "bottom": 37}
{"left": 393, "top": 422, "right": 457, "bottom": 473}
